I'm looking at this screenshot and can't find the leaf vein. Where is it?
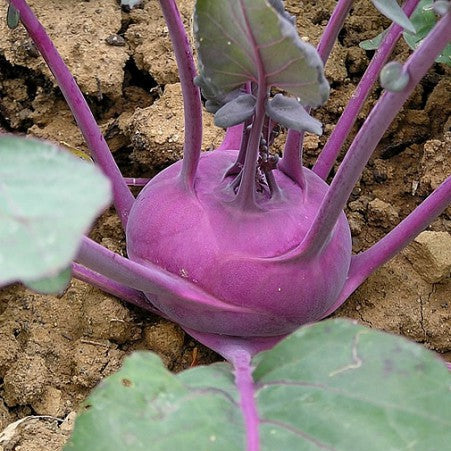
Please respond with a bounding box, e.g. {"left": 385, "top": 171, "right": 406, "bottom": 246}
{"left": 261, "top": 419, "right": 338, "bottom": 450}
{"left": 258, "top": 380, "right": 450, "bottom": 425}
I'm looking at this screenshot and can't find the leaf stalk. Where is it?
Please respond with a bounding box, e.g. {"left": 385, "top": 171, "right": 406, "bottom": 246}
{"left": 298, "top": 10, "right": 451, "bottom": 259}
{"left": 279, "top": 0, "right": 353, "bottom": 185}
{"left": 8, "top": 0, "right": 135, "bottom": 229}
{"left": 158, "top": 0, "right": 203, "bottom": 192}
{"left": 313, "top": 0, "right": 421, "bottom": 180}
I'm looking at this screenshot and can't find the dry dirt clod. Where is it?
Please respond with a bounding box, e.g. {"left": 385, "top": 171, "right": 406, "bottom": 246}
{"left": 337, "top": 253, "right": 451, "bottom": 351}
{"left": 0, "top": 400, "right": 13, "bottom": 432}
{"left": 3, "top": 355, "right": 49, "bottom": 407}
{"left": 143, "top": 320, "right": 185, "bottom": 369}
{"left": 0, "top": 0, "right": 129, "bottom": 100}
{"left": 72, "top": 341, "right": 125, "bottom": 389}
{"left": 418, "top": 133, "right": 451, "bottom": 198}
{"left": 0, "top": 416, "right": 70, "bottom": 451}
{"left": 0, "top": 334, "right": 20, "bottom": 376}
{"left": 31, "top": 387, "right": 63, "bottom": 417}
{"left": 403, "top": 231, "right": 451, "bottom": 284}
{"left": 367, "top": 198, "right": 399, "bottom": 229}
{"left": 123, "top": 82, "right": 223, "bottom": 169}
{"left": 125, "top": 0, "right": 195, "bottom": 84}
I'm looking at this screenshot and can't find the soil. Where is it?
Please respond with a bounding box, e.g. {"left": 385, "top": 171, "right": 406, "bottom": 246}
{"left": 0, "top": 0, "right": 450, "bottom": 449}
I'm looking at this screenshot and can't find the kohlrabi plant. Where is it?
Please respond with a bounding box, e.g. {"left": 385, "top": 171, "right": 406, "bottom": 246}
{"left": 1, "top": 0, "right": 451, "bottom": 450}
{"left": 360, "top": 0, "right": 451, "bottom": 65}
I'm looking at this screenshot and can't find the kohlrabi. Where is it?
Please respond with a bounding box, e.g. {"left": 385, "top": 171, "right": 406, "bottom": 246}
{"left": 4, "top": 0, "right": 450, "bottom": 353}
{"left": 2, "top": 1, "right": 451, "bottom": 448}
{"left": 125, "top": 1, "right": 351, "bottom": 337}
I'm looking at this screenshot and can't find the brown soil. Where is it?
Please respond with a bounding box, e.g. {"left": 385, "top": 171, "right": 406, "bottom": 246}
{"left": 0, "top": 0, "right": 449, "bottom": 449}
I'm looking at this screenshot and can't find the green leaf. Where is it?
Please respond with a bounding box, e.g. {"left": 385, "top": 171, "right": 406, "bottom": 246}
{"left": 194, "top": 0, "right": 329, "bottom": 106}
{"left": 65, "top": 320, "right": 451, "bottom": 451}
{"left": 25, "top": 266, "right": 72, "bottom": 294}
{"left": 371, "top": 0, "right": 416, "bottom": 33}
{"left": 254, "top": 320, "right": 450, "bottom": 450}
{"left": 360, "top": 2, "right": 451, "bottom": 65}
{"left": 0, "top": 136, "right": 111, "bottom": 287}
{"left": 65, "top": 353, "right": 244, "bottom": 451}
{"left": 359, "top": 29, "right": 388, "bottom": 51}
{"left": 403, "top": 0, "right": 451, "bottom": 66}
{"left": 408, "top": 0, "right": 437, "bottom": 33}
{"left": 6, "top": 4, "right": 20, "bottom": 29}
{"left": 435, "top": 46, "right": 451, "bottom": 65}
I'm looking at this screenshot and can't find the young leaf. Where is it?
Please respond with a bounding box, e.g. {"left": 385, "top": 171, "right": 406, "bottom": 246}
{"left": 0, "top": 136, "right": 111, "bottom": 287}
{"left": 403, "top": 0, "right": 451, "bottom": 66}
{"left": 65, "top": 320, "right": 451, "bottom": 451}
{"left": 432, "top": 1, "right": 450, "bottom": 16}
{"left": 267, "top": 0, "right": 296, "bottom": 24}
{"left": 380, "top": 61, "right": 410, "bottom": 91}
{"left": 214, "top": 94, "right": 256, "bottom": 128}
{"left": 266, "top": 94, "right": 323, "bottom": 134}
{"left": 408, "top": 0, "right": 437, "bottom": 32}
{"left": 371, "top": 0, "right": 416, "bottom": 33}
{"left": 359, "top": 29, "right": 388, "bottom": 51}
{"left": 6, "top": 4, "right": 20, "bottom": 29}
{"left": 25, "top": 266, "right": 72, "bottom": 294}
{"left": 194, "top": 0, "right": 329, "bottom": 106}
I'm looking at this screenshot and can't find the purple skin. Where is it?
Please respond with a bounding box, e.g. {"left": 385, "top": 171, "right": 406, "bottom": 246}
{"left": 7, "top": 1, "right": 451, "bottom": 448}
{"left": 126, "top": 149, "right": 352, "bottom": 336}
{"left": 9, "top": 0, "right": 451, "bottom": 349}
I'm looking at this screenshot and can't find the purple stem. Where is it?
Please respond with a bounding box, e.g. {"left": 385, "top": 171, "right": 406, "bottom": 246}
{"left": 185, "top": 328, "right": 284, "bottom": 360}
{"left": 231, "top": 350, "right": 260, "bottom": 451}
{"left": 316, "top": 0, "right": 354, "bottom": 61}
{"left": 295, "top": 12, "right": 451, "bottom": 260}
{"left": 76, "top": 236, "right": 254, "bottom": 315}
{"left": 322, "top": 175, "right": 451, "bottom": 316}
{"left": 158, "top": 0, "right": 203, "bottom": 191}
{"left": 313, "top": 0, "right": 420, "bottom": 180}
{"left": 224, "top": 120, "right": 251, "bottom": 178}
{"left": 232, "top": 4, "right": 268, "bottom": 211}
{"left": 279, "top": 130, "right": 306, "bottom": 188}
{"left": 9, "top": 0, "right": 134, "bottom": 228}
{"left": 72, "top": 262, "right": 161, "bottom": 314}
{"left": 217, "top": 124, "right": 244, "bottom": 151}
{"left": 279, "top": 0, "right": 353, "bottom": 185}
{"left": 182, "top": 332, "right": 267, "bottom": 450}
{"left": 233, "top": 85, "right": 266, "bottom": 211}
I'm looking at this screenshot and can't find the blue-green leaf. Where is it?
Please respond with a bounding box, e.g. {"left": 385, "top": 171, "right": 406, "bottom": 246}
{"left": 0, "top": 136, "right": 111, "bottom": 288}
{"left": 25, "top": 266, "right": 72, "bottom": 294}
{"left": 266, "top": 94, "right": 323, "bottom": 134}
{"left": 194, "top": 0, "right": 329, "bottom": 106}
{"left": 432, "top": 1, "right": 450, "bottom": 16}
{"left": 214, "top": 94, "right": 256, "bottom": 128}
{"left": 359, "top": 29, "right": 388, "bottom": 50}
{"left": 6, "top": 4, "right": 20, "bottom": 29}
{"left": 403, "top": 0, "right": 451, "bottom": 66}
{"left": 380, "top": 61, "right": 410, "bottom": 91}
{"left": 371, "top": 0, "right": 416, "bottom": 33}
{"left": 120, "top": 0, "right": 143, "bottom": 9}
